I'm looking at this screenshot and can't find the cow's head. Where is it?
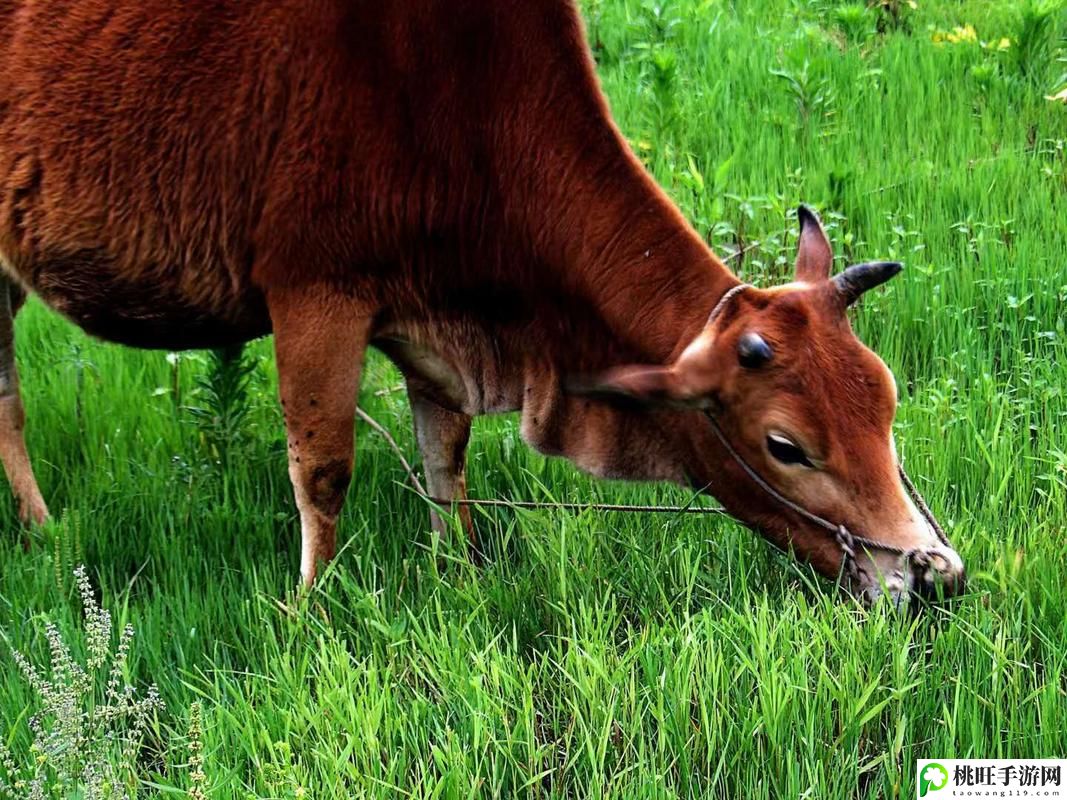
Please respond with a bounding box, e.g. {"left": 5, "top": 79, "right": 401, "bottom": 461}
{"left": 589, "top": 207, "right": 965, "bottom": 607}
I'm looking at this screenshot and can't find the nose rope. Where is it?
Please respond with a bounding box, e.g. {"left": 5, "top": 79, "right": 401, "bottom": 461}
{"left": 700, "top": 283, "right": 952, "bottom": 583}
{"left": 703, "top": 408, "right": 945, "bottom": 582}
{"left": 898, "top": 466, "right": 952, "bottom": 549}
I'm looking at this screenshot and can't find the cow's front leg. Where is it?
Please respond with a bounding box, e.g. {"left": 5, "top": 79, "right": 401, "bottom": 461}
{"left": 408, "top": 391, "right": 478, "bottom": 554}
{"left": 268, "top": 287, "right": 373, "bottom": 586}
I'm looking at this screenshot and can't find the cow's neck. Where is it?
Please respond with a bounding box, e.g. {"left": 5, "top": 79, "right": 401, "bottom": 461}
{"left": 501, "top": 75, "right": 738, "bottom": 484}
{"left": 506, "top": 121, "right": 738, "bottom": 368}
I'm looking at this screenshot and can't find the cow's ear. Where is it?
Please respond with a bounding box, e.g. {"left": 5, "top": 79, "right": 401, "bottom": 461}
{"left": 566, "top": 365, "right": 708, "bottom": 407}
{"left": 795, "top": 205, "right": 833, "bottom": 283}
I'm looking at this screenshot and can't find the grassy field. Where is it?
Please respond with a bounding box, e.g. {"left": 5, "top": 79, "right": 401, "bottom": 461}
{"left": 2, "top": 0, "right": 1066, "bottom": 797}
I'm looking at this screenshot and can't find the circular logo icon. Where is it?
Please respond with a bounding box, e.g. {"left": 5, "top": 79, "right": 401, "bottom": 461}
{"left": 919, "top": 763, "right": 949, "bottom": 797}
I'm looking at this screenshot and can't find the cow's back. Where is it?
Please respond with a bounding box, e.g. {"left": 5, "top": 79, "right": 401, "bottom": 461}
{"left": 0, "top": 0, "right": 614, "bottom": 351}
{"left": 0, "top": 0, "right": 401, "bottom": 347}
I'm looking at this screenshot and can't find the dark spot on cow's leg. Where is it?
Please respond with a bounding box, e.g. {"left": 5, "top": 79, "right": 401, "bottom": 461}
{"left": 309, "top": 459, "right": 351, "bottom": 517}
{"left": 305, "top": 430, "right": 315, "bottom": 439}
{"left": 450, "top": 429, "right": 470, "bottom": 475}
{"left": 309, "top": 398, "right": 318, "bottom": 407}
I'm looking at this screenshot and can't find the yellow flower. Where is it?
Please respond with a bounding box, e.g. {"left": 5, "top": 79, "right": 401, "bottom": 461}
{"left": 997, "top": 37, "right": 1011, "bottom": 50}
{"left": 1046, "top": 87, "right": 1067, "bottom": 104}
{"left": 934, "top": 24, "right": 980, "bottom": 46}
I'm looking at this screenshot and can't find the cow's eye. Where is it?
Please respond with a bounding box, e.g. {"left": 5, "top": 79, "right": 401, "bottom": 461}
{"left": 766, "top": 433, "right": 814, "bottom": 468}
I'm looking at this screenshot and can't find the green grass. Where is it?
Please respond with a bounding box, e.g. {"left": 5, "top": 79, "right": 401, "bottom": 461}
{"left": 2, "top": 0, "right": 1066, "bottom": 796}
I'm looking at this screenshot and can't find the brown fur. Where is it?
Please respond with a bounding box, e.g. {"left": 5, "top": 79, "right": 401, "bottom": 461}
{"left": 0, "top": 0, "right": 962, "bottom": 594}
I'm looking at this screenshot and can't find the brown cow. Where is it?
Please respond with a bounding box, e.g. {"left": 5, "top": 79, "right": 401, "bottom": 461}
{"left": 0, "top": 0, "right": 963, "bottom": 604}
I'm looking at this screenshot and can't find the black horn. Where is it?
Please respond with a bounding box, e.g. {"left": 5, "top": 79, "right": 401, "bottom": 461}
{"left": 832, "top": 261, "right": 903, "bottom": 306}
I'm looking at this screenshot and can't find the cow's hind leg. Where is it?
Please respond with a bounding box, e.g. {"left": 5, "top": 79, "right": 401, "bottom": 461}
{"left": 0, "top": 279, "right": 48, "bottom": 527}
{"left": 268, "top": 287, "right": 373, "bottom": 586}
{"left": 408, "top": 391, "right": 478, "bottom": 555}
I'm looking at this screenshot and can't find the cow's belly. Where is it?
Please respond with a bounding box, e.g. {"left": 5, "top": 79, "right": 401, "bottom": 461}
{"left": 3, "top": 246, "right": 271, "bottom": 350}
